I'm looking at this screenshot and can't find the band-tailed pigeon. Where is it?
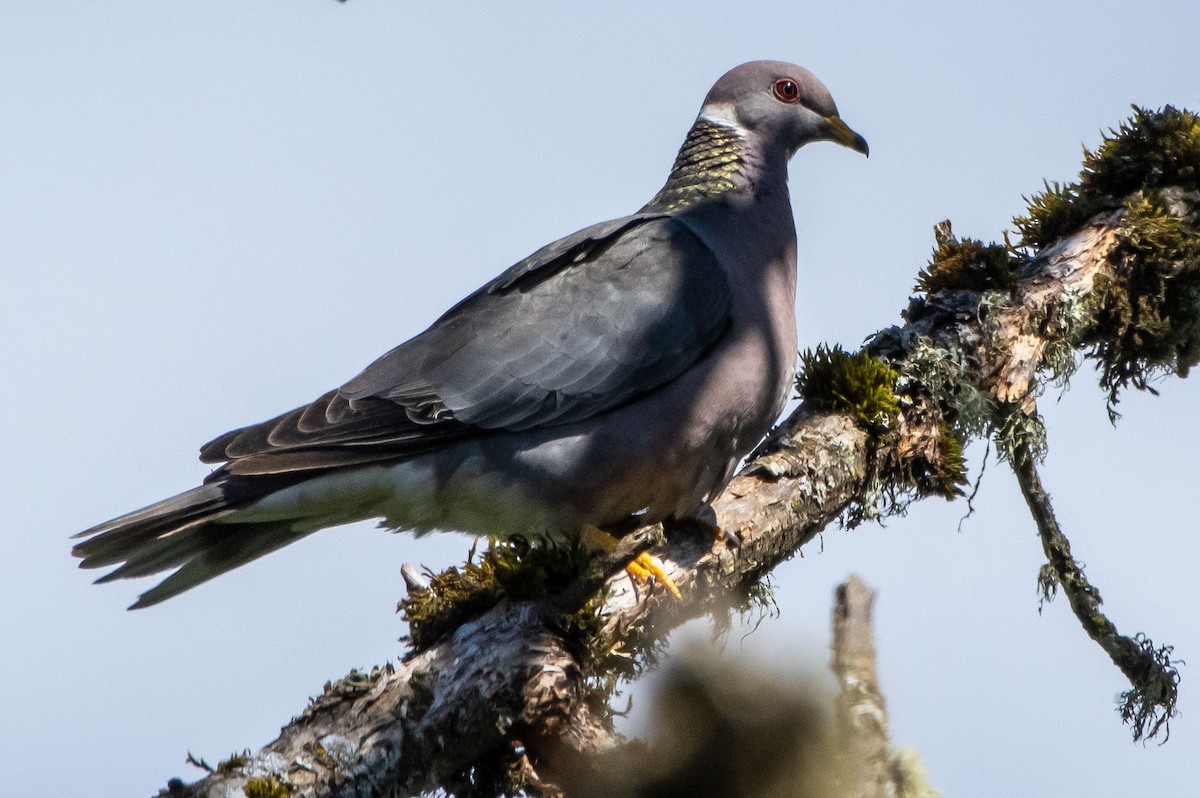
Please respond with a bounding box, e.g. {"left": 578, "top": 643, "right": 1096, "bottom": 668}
{"left": 73, "top": 60, "right": 868, "bottom": 608}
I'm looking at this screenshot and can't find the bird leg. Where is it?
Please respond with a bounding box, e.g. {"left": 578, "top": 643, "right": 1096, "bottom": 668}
{"left": 664, "top": 508, "right": 741, "bottom": 548}
{"left": 582, "top": 525, "right": 681, "bottom": 600}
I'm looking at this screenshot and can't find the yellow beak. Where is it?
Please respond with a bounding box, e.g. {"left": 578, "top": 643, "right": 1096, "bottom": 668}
{"left": 825, "top": 115, "right": 869, "bottom": 156}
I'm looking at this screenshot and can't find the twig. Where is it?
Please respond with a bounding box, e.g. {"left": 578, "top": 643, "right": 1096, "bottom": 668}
{"left": 1010, "top": 437, "right": 1181, "bottom": 741}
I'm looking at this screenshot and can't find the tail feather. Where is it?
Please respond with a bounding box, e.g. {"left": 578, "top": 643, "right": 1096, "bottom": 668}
{"left": 72, "top": 483, "right": 237, "bottom": 568}
{"left": 127, "top": 522, "right": 321, "bottom": 609}
{"left": 72, "top": 474, "right": 317, "bottom": 608}
{"left": 90, "top": 517, "right": 240, "bottom": 583}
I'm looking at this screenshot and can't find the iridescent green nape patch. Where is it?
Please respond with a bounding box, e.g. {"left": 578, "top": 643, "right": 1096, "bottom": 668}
{"left": 644, "top": 120, "right": 746, "bottom": 212}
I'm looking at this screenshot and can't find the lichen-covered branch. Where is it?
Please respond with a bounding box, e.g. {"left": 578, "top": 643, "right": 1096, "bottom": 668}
{"left": 166, "top": 413, "right": 873, "bottom": 798}
{"left": 1011, "top": 443, "right": 1180, "bottom": 741}
{"left": 167, "top": 106, "right": 1199, "bottom": 797}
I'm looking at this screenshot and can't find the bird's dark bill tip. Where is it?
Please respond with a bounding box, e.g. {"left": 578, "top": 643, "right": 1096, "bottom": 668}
{"left": 825, "top": 115, "right": 869, "bottom": 156}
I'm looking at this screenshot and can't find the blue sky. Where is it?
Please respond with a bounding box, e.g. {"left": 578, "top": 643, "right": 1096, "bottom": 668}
{"left": 2, "top": 2, "right": 1198, "bottom": 795}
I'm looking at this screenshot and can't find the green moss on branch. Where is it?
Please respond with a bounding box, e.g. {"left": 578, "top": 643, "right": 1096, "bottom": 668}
{"left": 399, "top": 538, "right": 591, "bottom": 651}
{"left": 916, "top": 235, "right": 1022, "bottom": 295}
{"left": 1016, "top": 105, "right": 1200, "bottom": 249}
{"left": 243, "top": 777, "right": 291, "bottom": 798}
{"left": 1083, "top": 192, "right": 1200, "bottom": 417}
{"left": 797, "top": 345, "right": 901, "bottom": 434}
{"left": 796, "top": 344, "right": 967, "bottom": 521}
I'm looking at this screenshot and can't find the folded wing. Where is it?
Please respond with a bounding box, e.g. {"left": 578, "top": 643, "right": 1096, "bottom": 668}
{"left": 200, "top": 214, "right": 733, "bottom": 477}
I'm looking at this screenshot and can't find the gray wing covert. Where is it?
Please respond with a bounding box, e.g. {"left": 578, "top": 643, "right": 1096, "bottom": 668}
{"left": 340, "top": 214, "right": 733, "bottom": 431}
{"left": 201, "top": 214, "right": 733, "bottom": 473}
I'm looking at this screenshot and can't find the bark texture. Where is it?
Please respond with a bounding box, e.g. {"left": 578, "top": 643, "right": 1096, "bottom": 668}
{"left": 165, "top": 413, "right": 871, "bottom": 798}
{"left": 830, "top": 575, "right": 940, "bottom": 798}
{"left": 831, "top": 576, "right": 891, "bottom": 798}
{"left": 167, "top": 182, "right": 1197, "bottom": 797}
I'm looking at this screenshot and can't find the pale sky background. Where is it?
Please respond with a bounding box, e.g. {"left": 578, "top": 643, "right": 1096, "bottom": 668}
{"left": 3, "top": 2, "right": 1198, "bottom": 796}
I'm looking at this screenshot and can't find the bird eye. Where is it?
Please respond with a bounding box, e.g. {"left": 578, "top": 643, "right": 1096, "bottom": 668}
{"left": 773, "top": 78, "right": 801, "bottom": 104}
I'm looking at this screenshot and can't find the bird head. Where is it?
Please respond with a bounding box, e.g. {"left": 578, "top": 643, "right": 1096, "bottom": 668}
{"left": 698, "top": 60, "right": 868, "bottom": 158}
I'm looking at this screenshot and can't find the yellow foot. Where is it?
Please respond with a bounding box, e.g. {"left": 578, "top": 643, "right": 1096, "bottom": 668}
{"left": 582, "top": 524, "right": 682, "bottom": 600}
{"left": 626, "top": 551, "right": 682, "bottom": 600}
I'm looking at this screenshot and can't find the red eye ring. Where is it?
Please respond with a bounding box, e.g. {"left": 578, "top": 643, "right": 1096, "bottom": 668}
{"left": 773, "top": 78, "right": 801, "bottom": 104}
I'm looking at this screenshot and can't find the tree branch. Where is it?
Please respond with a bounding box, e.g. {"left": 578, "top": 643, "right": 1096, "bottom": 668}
{"left": 831, "top": 576, "right": 891, "bottom": 798}
{"left": 167, "top": 107, "right": 1199, "bottom": 797}
{"left": 171, "top": 412, "right": 872, "bottom": 798}
{"left": 1012, "top": 442, "right": 1181, "bottom": 741}
{"left": 832, "top": 575, "right": 940, "bottom": 798}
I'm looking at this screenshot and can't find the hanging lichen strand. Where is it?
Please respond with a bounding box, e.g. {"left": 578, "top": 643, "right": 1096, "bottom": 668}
{"left": 803, "top": 106, "right": 1198, "bottom": 742}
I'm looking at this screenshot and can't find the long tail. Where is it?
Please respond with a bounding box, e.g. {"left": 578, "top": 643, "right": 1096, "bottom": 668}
{"left": 72, "top": 476, "right": 319, "bottom": 609}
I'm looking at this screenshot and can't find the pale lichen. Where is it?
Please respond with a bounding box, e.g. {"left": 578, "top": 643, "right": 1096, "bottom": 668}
{"left": 895, "top": 336, "right": 994, "bottom": 440}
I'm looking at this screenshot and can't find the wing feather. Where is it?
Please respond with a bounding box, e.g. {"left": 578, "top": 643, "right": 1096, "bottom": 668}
{"left": 199, "top": 213, "right": 732, "bottom": 474}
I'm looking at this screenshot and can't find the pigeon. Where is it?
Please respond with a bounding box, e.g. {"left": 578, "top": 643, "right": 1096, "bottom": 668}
{"left": 73, "top": 60, "right": 868, "bottom": 609}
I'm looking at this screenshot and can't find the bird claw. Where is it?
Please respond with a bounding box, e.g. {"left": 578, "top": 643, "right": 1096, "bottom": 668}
{"left": 626, "top": 551, "right": 682, "bottom": 600}
{"left": 582, "top": 524, "right": 682, "bottom": 600}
